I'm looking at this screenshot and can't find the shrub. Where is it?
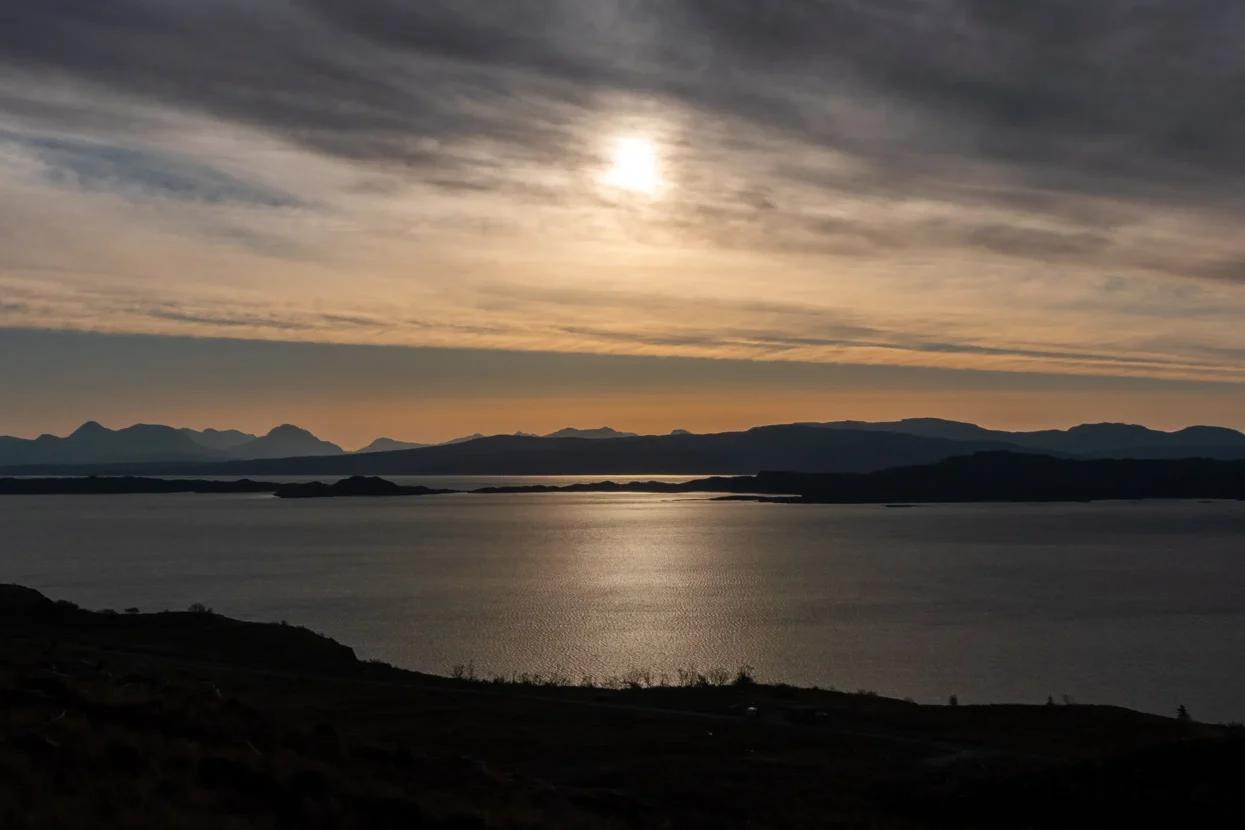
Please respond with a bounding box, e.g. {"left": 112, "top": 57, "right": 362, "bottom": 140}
{"left": 187, "top": 603, "right": 213, "bottom": 615}
{"left": 621, "top": 668, "right": 654, "bottom": 690}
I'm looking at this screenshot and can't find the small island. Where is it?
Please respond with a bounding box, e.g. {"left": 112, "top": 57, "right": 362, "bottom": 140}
{"left": 8, "top": 453, "right": 1245, "bottom": 504}
{"left": 272, "top": 476, "right": 457, "bottom": 499}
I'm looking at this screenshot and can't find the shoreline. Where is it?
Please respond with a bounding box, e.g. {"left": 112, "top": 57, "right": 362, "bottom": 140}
{"left": 7, "top": 464, "right": 1245, "bottom": 504}
{"left": 3, "top": 582, "right": 1240, "bottom": 828}
{"left": 1, "top": 583, "right": 1225, "bottom": 722}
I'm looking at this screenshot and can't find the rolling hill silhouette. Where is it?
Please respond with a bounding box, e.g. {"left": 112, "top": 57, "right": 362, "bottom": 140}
{"left": 543, "top": 427, "right": 640, "bottom": 439}
{"left": 811, "top": 418, "right": 1245, "bottom": 459}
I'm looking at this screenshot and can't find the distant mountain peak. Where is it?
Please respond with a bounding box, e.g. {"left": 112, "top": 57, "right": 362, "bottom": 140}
{"left": 544, "top": 427, "right": 640, "bottom": 440}
{"left": 897, "top": 417, "right": 977, "bottom": 427}
{"left": 1066, "top": 422, "right": 1151, "bottom": 434}
{"left": 181, "top": 428, "right": 259, "bottom": 452}
{"left": 355, "top": 437, "right": 429, "bottom": 454}
{"left": 353, "top": 433, "right": 493, "bottom": 454}
{"left": 1177, "top": 425, "right": 1245, "bottom": 439}
{"left": 71, "top": 421, "right": 108, "bottom": 437}
{"left": 228, "top": 425, "right": 344, "bottom": 460}
{"left": 266, "top": 424, "right": 314, "bottom": 437}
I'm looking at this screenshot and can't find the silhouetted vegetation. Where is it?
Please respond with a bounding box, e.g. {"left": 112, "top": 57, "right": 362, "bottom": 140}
{"left": 447, "top": 663, "right": 761, "bottom": 692}
{"left": 2, "top": 583, "right": 1234, "bottom": 828}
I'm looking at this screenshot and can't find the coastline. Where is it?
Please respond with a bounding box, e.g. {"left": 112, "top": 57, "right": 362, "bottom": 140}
{"left": 10, "top": 451, "right": 1245, "bottom": 505}
{"left": 2, "top": 582, "right": 1239, "bottom": 828}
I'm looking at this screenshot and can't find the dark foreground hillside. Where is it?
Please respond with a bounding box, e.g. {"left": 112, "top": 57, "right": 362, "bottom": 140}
{"left": 1, "top": 584, "right": 1239, "bottom": 829}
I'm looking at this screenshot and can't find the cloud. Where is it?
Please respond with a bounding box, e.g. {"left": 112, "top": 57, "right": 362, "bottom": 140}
{"left": 3, "top": 2, "right": 1242, "bottom": 195}
{"left": 2, "top": 1, "right": 1245, "bottom": 387}
{"left": 5, "top": 133, "right": 300, "bottom": 207}
{"left": 141, "top": 307, "right": 315, "bottom": 331}
{"left": 960, "top": 225, "right": 1114, "bottom": 262}
{"left": 1194, "top": 258, "right": 1245, "bottom": 284}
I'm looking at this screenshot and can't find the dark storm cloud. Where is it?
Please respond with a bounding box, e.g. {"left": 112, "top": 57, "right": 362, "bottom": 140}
{"left": 3, "top": 1, "right": 1245, "bottom": 234}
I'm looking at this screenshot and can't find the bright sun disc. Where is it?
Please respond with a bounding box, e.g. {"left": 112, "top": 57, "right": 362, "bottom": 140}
{"left": 605, "top": 137, "right": 660, "bottom": 194}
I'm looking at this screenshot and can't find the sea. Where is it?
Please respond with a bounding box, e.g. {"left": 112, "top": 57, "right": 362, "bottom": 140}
{"left": 4, "top": 477, "right": 1243, "bottom": 721}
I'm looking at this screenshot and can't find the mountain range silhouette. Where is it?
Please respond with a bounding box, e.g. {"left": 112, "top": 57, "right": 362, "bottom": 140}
{"left": 5, "top": 417, "right": 1245, "bottom": 476}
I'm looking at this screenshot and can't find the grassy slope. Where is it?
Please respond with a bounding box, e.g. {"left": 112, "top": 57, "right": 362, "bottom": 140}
{"left": 1, "top": 585, "right": 1239, "bottom": 829}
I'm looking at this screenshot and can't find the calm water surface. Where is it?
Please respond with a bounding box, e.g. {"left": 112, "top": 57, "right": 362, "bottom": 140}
{"left": 3, "top": 491, "right": 1243, "bottom": 720}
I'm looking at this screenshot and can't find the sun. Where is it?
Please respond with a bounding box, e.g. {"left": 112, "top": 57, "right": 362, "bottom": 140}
{"left": 604, "top": 137, "right": 660, "bottom": 195}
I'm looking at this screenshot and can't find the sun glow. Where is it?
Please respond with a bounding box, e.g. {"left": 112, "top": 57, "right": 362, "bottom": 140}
{"left": 604, "top": 137, "right": 660, "bottom": 194}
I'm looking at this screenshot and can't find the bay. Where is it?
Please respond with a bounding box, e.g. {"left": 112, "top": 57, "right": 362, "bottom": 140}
{"left": 3, "top": 488, "right": 1243, "bottom": 721}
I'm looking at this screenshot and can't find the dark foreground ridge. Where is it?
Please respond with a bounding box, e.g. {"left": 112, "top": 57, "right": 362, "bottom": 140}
{"left": 2, "top": 583, "right": 1241, "bottom": 829}
{"left": 10, "top": 452, "right": 1245, "bottom": 503}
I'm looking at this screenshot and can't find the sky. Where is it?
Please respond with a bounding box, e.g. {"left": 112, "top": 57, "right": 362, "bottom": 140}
{"left": 4, "top": 1, "right": 1245, "bottom": 447}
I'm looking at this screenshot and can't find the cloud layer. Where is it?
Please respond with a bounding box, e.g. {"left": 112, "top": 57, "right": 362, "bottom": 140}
{"left": 3, "top": 1, "right": 1245, "bottom": 384}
